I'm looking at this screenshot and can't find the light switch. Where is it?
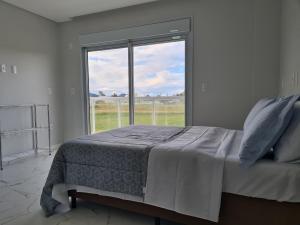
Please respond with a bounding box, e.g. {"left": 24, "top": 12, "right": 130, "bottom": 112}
{"left": 1, "top": 64, "right": 6, "bottom": 73}
{"left": 11, "top": 65, "right": 17, "bottom": 74}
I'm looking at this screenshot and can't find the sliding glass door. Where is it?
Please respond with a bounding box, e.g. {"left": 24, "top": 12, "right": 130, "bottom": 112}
{"left": 134, "top": 41, "right": 185, "bottom": 126}
{"left": 86, "top": 38, "right": 186, "bottom": 133}
{"left": 87, "top": 47, "right": 129, "bottom": 133}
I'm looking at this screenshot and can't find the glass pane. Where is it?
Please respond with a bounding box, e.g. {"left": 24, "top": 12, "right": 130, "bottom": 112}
{"left": 88, "top": 47, "right": 129, "bottom": 133}
{"left": 133, "top": 41, "right": 185, "bottom": 126}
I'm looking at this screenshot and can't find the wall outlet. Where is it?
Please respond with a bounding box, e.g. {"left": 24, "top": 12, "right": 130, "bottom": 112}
{"left": 1, "top": 64, "right": 7, "bottom": 73}
{"left": 70, "top": 88, "right": 76, "bottom": 96}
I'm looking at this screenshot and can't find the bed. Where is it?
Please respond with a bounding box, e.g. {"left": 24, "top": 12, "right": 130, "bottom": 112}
{"left": 40, "top": 125, "right": 300, "bottom": 225}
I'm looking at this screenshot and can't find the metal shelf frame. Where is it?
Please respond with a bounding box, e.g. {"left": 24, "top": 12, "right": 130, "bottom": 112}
{"left": 0, "top": 104, "right": 51, "bottom": 170}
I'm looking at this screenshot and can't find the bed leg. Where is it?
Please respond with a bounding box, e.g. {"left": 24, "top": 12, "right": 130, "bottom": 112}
{"left": 154, "top": 217, "right": 161, "bottom": 225}
{"left": 68, "top": 190, "right": 77, "bottom": 209}
{"left": 71, "top": 195, "right": 77, "bottom": 209}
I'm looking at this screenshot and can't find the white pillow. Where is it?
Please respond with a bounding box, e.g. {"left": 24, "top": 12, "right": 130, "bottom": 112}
{"left": 275, "top": 102, "right": 300, "bottom": 163}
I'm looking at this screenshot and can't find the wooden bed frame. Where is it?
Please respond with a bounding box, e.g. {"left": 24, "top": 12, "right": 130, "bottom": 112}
{"left": 68, "top": 190, "right": 300, "bottom": 225}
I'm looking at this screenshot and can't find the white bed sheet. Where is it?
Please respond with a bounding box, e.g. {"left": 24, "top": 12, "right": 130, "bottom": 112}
{"left": 223, "top": 130, "right": 300, "bottom": 203}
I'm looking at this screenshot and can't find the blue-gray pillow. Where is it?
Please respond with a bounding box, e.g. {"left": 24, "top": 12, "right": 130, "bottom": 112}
{"left": 240, "top": 95, "right": 299, "bottom": 167}
{"left": 244, "top": 97, "right": 276, "bottom": 130}
{"left": 274, "top": 102, "right": 300, "bottom": 163}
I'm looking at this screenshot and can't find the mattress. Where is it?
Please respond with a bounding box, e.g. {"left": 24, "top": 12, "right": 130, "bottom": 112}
{"left": 53, "top": 130, "right": 300, "bottom": 206}
{"left": 223, "top": 130, "right": 300, "bottom": 202}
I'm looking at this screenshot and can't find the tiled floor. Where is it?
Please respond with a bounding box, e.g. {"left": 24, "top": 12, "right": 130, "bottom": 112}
{"left": 0, "top": 153, "right": 177, "bottom": 225}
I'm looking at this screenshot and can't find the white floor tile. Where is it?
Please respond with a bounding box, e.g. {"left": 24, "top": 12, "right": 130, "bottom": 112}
{"left": 0, "top": 153, "right": 178, "bottom": 225}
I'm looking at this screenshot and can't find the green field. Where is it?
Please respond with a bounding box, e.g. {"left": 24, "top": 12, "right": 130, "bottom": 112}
{"left": 91, "top": 101, "right": 184, "bottom": 132}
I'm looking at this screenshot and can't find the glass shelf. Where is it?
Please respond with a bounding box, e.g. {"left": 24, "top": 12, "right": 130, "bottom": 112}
{"left": 0, "top": 104, "right": 51, "bottom": 170}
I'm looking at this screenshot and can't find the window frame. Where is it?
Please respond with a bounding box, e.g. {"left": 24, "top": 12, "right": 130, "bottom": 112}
{"left": 81, "top": 26, "right": 193, "bottom": 134}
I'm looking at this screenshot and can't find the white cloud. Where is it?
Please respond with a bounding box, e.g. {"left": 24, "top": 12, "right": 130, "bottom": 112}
{"left": 88, "top": 41, "right": 185, "bottom": 96}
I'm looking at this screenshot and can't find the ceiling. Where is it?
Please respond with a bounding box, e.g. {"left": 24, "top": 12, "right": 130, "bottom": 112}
{"left": 2, "top": 0, "right": 158, "bottom": 22}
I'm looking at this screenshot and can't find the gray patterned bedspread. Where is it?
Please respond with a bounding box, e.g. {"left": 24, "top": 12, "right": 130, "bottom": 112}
{"left": 40, "top": 125, "right": 185, "bottom": 216}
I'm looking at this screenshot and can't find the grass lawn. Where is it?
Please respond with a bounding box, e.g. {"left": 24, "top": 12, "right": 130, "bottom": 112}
{"left": 91, "top": 102, "right": 184, "bottom": 132}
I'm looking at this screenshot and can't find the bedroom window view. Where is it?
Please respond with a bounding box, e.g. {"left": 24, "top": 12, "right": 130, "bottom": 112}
{"left": 88, "top": 47, "right": 129, "bottom": 133}
{"left": 134, "top": 41, "right": 185, "bottom": 126}
{"left": 87, "top": 40, "right": 185, "bottom": 133}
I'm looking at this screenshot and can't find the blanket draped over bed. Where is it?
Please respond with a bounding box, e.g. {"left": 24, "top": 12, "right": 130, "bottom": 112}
{"left": 41, "top": 125, "right": 238, "bottom": 222}
{"left": 40, "top": 125, "right": 185, "bottom": 216}
{"left": 145, "top": 126, "right": 237, "bottom": 222}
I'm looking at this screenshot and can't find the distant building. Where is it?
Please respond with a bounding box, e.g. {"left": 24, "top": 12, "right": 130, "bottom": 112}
{"left": 176, "top": 92, "right": 185, "bottom": 96}
{"left": 98, "top": 91, "right": 106, "bottom": 96}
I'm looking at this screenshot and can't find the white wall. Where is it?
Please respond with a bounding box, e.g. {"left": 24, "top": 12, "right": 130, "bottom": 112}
{"left": 59, "top": 0, "right": 281, "bottom": 140}
{"left": 280, "top": 0, "right": 300, "bottom": 95}
{"left": 0, "top": 1, "right": 63, "bottom": 156}
{"left": 0, "top": 0, "right": 287, "bottom": 156}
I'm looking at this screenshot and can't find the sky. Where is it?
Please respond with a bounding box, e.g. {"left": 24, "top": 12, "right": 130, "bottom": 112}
{"left": 88, "top": 40, "right": 185, "bottom": 97}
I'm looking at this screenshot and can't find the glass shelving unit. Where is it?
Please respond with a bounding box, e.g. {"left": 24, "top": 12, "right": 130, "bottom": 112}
{"left": 0, "top": 104, "right": 51, "bottom": 170}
